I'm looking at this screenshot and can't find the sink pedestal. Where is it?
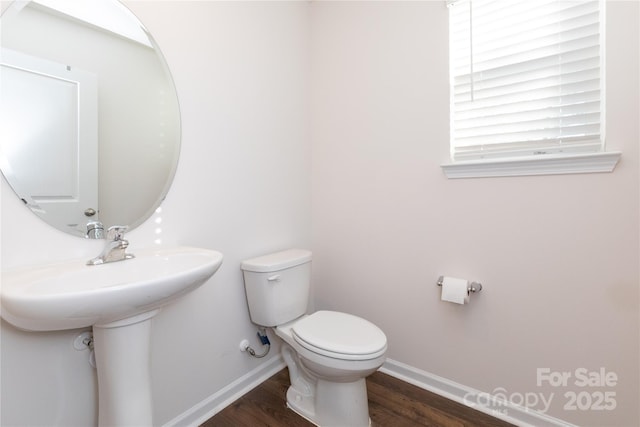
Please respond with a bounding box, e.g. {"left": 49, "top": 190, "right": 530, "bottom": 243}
{"left": 93, "top": 310, "right": 160, "bottom": 426}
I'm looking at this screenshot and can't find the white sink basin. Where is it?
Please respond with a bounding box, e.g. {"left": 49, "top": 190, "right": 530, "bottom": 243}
{"left": 1, "top": 246, "right": 223, "bottom": 331}
{"left": 2, "top": 245, "right": 223, "bottom": 425}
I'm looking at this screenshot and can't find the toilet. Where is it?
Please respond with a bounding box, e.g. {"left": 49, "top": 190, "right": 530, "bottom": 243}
{"left": 241, "top": 249, "right": 387, "bottom": 427}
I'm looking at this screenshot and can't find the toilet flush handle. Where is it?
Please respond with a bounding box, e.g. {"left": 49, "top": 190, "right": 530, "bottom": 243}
{"left": 267, "top": 275, "right": 281, "bottom": 283}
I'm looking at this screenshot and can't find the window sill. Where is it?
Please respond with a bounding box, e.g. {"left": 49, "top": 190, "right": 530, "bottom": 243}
{"left": 441, "top": 151, "right": 622, "bottom": 179}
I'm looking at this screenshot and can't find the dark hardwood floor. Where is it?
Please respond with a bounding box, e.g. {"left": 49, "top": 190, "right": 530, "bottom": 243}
{"left": 201, "top": 369, "right": 515, "bottom": 427}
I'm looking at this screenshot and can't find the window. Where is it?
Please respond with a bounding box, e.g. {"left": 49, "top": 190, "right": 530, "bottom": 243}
{"left": 442, "top": 0, "right": 620, "bottom": 178}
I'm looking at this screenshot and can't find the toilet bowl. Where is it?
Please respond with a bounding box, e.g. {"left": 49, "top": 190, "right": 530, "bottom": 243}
{"left": 276, "top": 311, "right": 387, "bottom": 426}
{"left": 241, "top": 250, "right": 387, "bottom": 426}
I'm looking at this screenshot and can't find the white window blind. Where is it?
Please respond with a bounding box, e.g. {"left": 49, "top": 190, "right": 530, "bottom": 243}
{"left": 449, "top": 0, "right": 604, "bottom": 162}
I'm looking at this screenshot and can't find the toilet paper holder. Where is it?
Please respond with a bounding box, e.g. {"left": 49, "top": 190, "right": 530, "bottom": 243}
{"left": 437, "top": 276, "right": 483, "bottom": 293}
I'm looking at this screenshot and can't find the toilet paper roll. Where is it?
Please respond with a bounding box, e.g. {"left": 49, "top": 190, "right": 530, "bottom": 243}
{"left": 440, "top": 276, "right": 469, "bottom": 304}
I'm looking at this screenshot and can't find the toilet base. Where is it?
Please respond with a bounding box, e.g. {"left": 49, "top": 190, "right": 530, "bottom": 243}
{"left": 285, "top": 377, "right": 371, "bottom": 427}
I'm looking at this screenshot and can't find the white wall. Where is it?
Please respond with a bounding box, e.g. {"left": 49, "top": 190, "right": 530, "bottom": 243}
{"left": 310, "top": 1, "right": 639, "bottom": 426}
{"left": 1, "top": 1, "right": 638, "bottom": 426}
{"left": 1, "top": 1, "right": 310, "bottom": 425}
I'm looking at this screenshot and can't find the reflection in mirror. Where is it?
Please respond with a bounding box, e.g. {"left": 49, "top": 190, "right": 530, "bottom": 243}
{"left": 0, "top": 0, "right": 181, "bottom": 238}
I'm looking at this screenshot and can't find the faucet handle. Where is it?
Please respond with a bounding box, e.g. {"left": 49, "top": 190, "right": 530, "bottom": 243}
{"left": 106, "top": 225, "right": 129, "bottom": 241}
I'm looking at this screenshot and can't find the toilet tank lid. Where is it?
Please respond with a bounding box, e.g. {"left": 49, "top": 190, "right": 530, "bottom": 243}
{"left": 241, "top": 249, "right": 312, "bottom": 273}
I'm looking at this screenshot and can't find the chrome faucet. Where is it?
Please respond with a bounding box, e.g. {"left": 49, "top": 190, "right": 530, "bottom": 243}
{"left": 87, "top": 226, "right": 135, "bottom": 266}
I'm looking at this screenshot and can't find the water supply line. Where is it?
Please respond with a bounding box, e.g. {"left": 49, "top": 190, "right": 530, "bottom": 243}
{"left": 241, "top": 329, "right": 271, "bottom": 359}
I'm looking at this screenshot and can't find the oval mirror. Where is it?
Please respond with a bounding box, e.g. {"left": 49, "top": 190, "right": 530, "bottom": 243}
{"left": 0, "top": 0, "right": 180, "bottom": 238}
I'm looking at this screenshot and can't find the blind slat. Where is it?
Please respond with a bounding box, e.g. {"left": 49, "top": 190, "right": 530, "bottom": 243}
{"left": 455, "top": 124, "right": 601, "bottom": 147}
{"left": 453, "top": 56, "right": 600, "bottom": 91}
{"left": 455, "top": 80, "right": 600, "bottom": 110}
{"left": 455, "top": 100, "right": 601, "bottom": 127}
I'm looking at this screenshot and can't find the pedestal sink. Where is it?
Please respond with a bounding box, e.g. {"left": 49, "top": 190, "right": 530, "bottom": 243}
{"left": 1, "top": 246, "right": 223, "bottom": 426}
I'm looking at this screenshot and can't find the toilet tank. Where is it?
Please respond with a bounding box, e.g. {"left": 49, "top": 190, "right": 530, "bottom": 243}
{"left": 241, "top": 249, "right": 312, "bottom": 327}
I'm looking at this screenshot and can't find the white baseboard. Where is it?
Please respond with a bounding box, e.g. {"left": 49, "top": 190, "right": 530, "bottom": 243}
{"left": 164, "top": 355, "right": 575, "bottom": 427}
{"left": 162, "top": 356, "right": 286, "bottom": 427}
{"left": 380, "top": 359, "right": 575, "bottom": 427}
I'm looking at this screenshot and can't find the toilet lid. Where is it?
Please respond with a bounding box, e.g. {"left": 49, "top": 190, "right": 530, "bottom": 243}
{"left": 292, "top": 311, "right": 387, "bottom": 357}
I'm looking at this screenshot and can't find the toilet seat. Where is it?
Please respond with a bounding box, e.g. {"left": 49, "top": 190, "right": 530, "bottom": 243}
{"left": 291, "top": 311, "right": 387, "bottom": 361}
